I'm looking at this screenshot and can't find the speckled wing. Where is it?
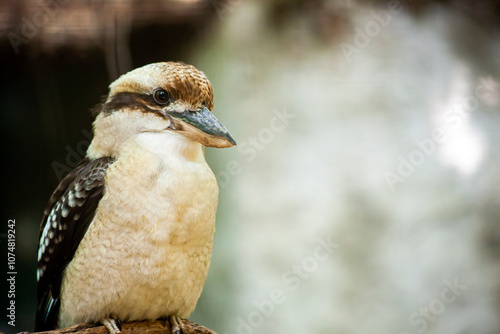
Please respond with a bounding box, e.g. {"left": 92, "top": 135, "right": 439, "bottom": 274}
{"left": 36, "top": 157, "right": 115, "bottom": 331}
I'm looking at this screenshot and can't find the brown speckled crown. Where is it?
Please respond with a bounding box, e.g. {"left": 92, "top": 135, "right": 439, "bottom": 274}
{"left": 109, "top": 62, "right": 214, "bottom": 110}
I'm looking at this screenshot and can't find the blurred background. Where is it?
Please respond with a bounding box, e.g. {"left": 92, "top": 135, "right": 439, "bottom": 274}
{"left": 1, "top": 0, "right": 500, "bottom": 333}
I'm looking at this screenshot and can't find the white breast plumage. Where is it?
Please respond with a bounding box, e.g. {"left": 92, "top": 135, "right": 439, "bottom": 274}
{"left": 58, "top": 131, "right": 219, "bottom": 327}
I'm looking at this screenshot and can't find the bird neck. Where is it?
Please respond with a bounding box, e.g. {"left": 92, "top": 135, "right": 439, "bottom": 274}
{"left": 134, "top": 131, "right": 205, "bottom": 163}
{"left": 87, "top": 112, "right": 205, "bottom": 163}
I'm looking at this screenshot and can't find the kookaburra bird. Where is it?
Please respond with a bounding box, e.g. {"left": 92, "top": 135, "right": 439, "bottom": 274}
{"left": 36, "top": 62, "right": 236, "bottom": 334}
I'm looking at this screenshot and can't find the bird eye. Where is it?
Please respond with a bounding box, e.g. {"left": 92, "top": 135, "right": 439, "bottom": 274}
{"left": 153, "top": 88, "right": 171, "bottom": 105}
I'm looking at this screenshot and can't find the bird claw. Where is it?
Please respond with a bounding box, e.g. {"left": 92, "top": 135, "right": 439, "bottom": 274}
{"left": 102, "top": 317, "right": 122, "bottom": 334}
{"left": 167, "top": 315, "right": 184, "bottom": 334}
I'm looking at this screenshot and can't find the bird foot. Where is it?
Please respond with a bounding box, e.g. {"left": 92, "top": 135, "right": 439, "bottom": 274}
{"left": 166, "top": 315, "right": 184, "bottom": 334}
{"left": 102, "top": 317, "right": 122, "bottom": 334}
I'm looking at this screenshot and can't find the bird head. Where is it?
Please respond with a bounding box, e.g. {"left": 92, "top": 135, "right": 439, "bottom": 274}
{"left": 87, "top": 62, "right": 236, "bottom": 159}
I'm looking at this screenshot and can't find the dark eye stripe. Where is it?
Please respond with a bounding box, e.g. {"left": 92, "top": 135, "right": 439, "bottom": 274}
{"left": 99, "top": 92, "right": 168, "bottom": 118}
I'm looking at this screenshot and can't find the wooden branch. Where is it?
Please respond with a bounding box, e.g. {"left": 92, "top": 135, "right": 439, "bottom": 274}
{"left": 19, "top": 320, "right": 216, "bottom": 334}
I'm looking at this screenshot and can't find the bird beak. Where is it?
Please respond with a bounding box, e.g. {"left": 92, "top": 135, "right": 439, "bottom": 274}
{"left": 168, "top": 106, "right": 237, "bottom": 148}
